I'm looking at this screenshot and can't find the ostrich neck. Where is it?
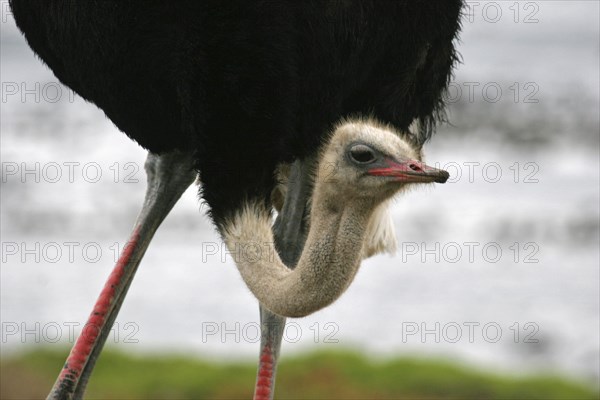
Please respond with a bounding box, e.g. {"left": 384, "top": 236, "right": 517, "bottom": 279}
{"left": 222, "top": 194, "right": 374, "bottom": 317}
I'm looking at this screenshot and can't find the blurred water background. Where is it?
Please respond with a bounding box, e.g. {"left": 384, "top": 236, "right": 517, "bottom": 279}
{"left": 1, "top": 0, "right": 599, "bottom": 389}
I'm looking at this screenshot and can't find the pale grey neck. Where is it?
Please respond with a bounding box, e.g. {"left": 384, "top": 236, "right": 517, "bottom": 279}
{"left": 222, "top": 193, "right": 376, "bottom": 318}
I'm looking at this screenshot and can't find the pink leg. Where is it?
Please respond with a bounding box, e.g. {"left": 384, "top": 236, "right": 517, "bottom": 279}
{"left": 47, "top": 150, "right": 196, "bottom": 400}
{"left": 253, "top": 156, "right": 314, "bottom": 400}
{"left": 254, "top": 309, "right": 286, "bottom": 400}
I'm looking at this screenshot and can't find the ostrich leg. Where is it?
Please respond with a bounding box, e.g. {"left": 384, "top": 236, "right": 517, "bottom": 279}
{"left": 253, "top": 157, "right": 314, "bottom": 400}
{"left": 47, "top": 150, "right": 197, "bottom": 400}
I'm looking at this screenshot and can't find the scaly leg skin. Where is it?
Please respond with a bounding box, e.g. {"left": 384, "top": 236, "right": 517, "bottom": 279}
{"left": 253, "top": 157, "right": 315, "bottom": 400}
{"left": 47, "top": 150, "right": 197, "bottom": 400}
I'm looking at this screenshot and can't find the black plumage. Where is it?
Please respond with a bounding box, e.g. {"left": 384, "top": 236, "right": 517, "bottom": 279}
{"left": 10, "top": 0, "right": 463, "bottom": 225}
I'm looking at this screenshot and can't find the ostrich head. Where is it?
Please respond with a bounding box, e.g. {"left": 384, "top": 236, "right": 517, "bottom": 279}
{"left": 314, "top": 120, "right": 449, "bottom": 211}
{"left": 272, "top": 119, "right": 449, "bottom": 260}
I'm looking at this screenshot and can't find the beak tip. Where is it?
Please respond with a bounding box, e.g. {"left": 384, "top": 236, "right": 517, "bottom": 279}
{"left": 436, "top": 170, "right": 450, "bottom": 184}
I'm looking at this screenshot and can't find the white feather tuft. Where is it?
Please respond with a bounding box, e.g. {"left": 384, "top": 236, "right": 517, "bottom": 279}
{"left": 362, "top": 200, "right": 397, "bottom": 259}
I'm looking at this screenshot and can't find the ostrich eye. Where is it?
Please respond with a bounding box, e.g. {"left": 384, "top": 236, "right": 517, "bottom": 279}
{"left": 349, "top": 144, "right": 376, "bottom": 164}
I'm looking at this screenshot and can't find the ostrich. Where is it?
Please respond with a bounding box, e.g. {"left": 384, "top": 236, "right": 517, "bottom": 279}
{"left": 9, "top": 1, "right": 463, "bottom": 398}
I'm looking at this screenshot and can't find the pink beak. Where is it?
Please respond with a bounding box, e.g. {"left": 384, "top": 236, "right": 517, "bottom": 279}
{"left": 367, "top": 158, "right": 449, "bottom": 183}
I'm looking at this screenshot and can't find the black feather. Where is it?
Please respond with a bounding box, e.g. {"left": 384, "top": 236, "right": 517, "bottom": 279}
{"left": 10, "top": 0, "right": 463, "bottom": 226}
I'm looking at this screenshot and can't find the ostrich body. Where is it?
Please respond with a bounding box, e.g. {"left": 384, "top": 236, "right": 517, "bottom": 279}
{"left": 9, "top": 1, "right": 463, "bottom": 398}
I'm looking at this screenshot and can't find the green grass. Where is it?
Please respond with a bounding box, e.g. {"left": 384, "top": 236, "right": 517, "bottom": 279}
{"left": 2, "top": 348, "right": 598, "bottom": 399}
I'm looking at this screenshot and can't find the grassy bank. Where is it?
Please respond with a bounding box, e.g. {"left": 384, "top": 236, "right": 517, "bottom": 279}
{"left": 2, "top": 349, "right": 597, "bottom": 399}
